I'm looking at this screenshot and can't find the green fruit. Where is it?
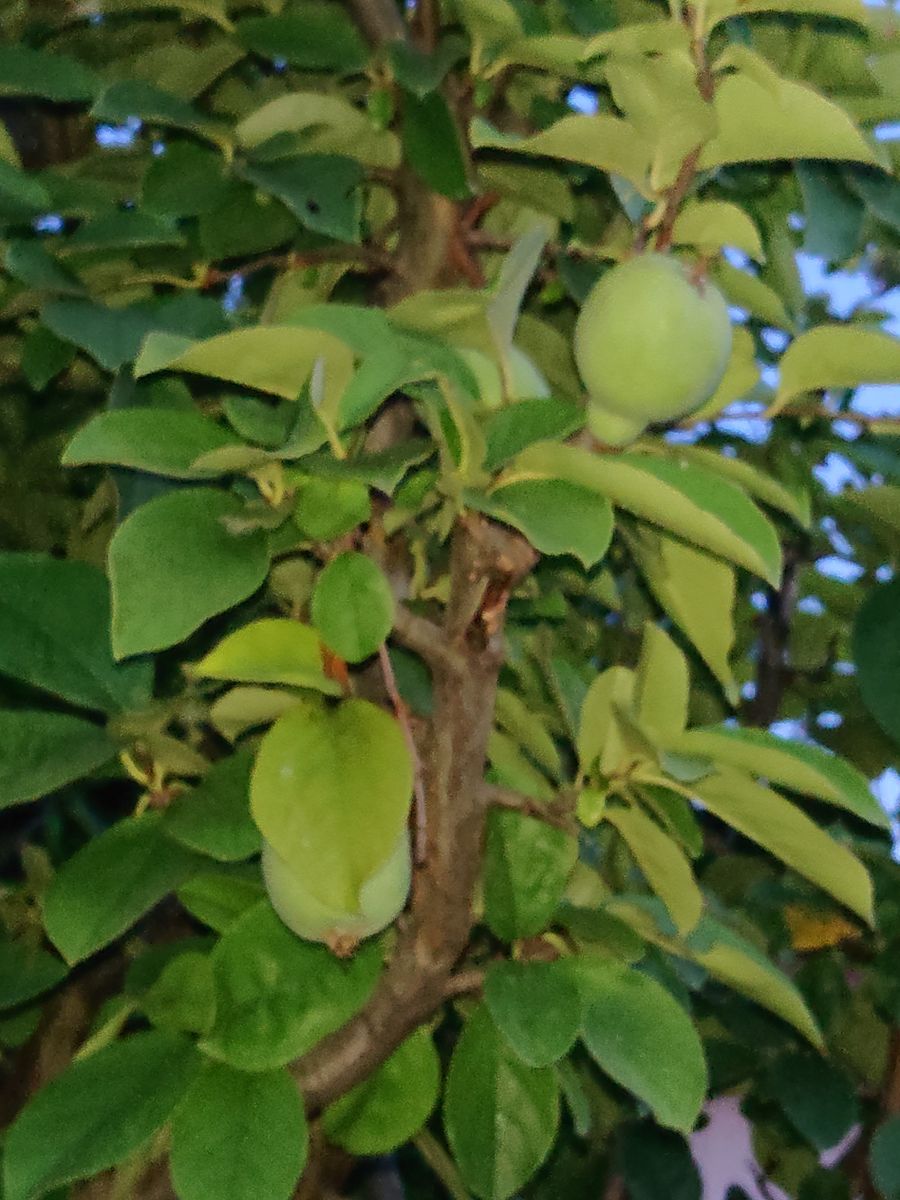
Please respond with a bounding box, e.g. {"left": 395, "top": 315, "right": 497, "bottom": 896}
{"left": 460, "top": 345, "right": 550, "bottom": 410}
{"left": 574, "top": 253, "right": 732, "bottom": 446}
{"left": 262, "top": 831, "right": 411, "bottom": 955}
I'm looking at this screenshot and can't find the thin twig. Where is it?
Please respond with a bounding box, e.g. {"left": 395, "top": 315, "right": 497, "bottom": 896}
{"left": 444, "top": 968, "right": 485, "bottom": 1000}
{"left": 483, "top": 783, "right": 579, "bottom": 836}
{"left": 378, "top": 642, "right": 428, "bottom": 866}
{"left": 202, "top": 244, "right": 393, "bottom": 288}
{"left": 414, "top": 1131, "right": 473, "bottom": 1200}
{"left": 393, "top": 603, "right": 463, "bottom": 674}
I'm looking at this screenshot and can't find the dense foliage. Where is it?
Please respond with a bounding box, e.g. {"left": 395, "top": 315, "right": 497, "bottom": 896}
{"left": 1, "top": 0, "right": 900, "bottom": 1197}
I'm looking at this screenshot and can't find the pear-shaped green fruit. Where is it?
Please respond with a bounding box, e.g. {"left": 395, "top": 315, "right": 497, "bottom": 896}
{"left": 574, "top": 254, "right": 732, "bottom": 446}
{"left": 262, "top": 831, "right": 411, "bottom": 955}
{"left": 460, "top": 345, "right": 550, "bottom": 410}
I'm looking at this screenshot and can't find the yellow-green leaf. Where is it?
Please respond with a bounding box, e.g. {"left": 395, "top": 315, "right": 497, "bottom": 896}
{"left": 191, "top": 619, "right": 339, "bottom": 695}
{"left": 694, "top": 769, "right": 874, "bottom": 924}
{"left": 634, "top": 624, "right": 689, "bottom": 741}
{"left": 606, "top": 806, "right": 702, "bottom": 934}
{"left": 774, "top": 325, "right": 900, "bottom": 412}
{"left": 652, "top": 445, "right": 811, "bottom": 528}
{"left": 672, "top": 200, "right": 765, "bottom": 261}
{"left": 670, "top": 726, "right": 888, "bottom": 829}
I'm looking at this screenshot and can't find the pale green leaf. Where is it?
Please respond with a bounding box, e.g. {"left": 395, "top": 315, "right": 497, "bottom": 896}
{"left": 774, "top": 325, "right": 900, "bottom": 412}
{"left": 672, "top": 200, "right": 764, "bottom": 260}
{"left": 624, "top": 524, "right": 738, "bottom": 702}
{"left": 606, "top": 806, "right": 703, "bottom": 935}
{"left": 470, "top": 114, "right": 651, "bottom": 196}
{"left": 577, "top": 666, "right": 636, "bottom": 774}
{"left": 694, "top": 769, "right": 874, "bottom": 924}
{"left": 700, "top": 73, "right": 876, "bottom": 169}
{"left": 635, "top": 623, "right": 689, "bottom": 742}
{"left": 513, "top": 442, "right": 782, "bottom": 585}
{"left": 192, "top": 619, "right": 339, "bottom": 695}
{"left": 671, "top": 726, "right": 888, "bottom": 828}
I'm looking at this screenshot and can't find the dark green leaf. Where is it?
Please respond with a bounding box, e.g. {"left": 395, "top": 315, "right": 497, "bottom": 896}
{"left": 43, "top": 813, "right": 202, "bottom": 964}
{"left": 4, "top": 241, "right": 84, "bottom": 295}
{"left": 0, "top": 46, "right": 98, "bottom": 101}
{"left": 236, "top": 6, "right": 366, "bottom": 71}
{"left": 0, "top": 711, "right": 116, "bottom": 811}
{"left": 171, "top": 1060, "right": 307, "bottom": 1200}
{"left": 768, "top": 1050, "right": 858, "bottom": 1153}
{"left": 402, "top": 90, "right": 470, "bottom": 200}
{"left": 2, "top": 1032, "right": 199, "bottom": 1200}
{"left": 164, "top": 750, "right": 260, "bottom": 863}
{"left": 872, "top": 1114, "right": 900, "bottom": 1200}
{"left": 484, "top": 960, "right": 580, "bottom": 1067}
{"left": 0, "top": 940, "right": 66, "bottom": 1011}
{"left": 853, "top": 577, "right": 900, "bottom": 749}
{"left": 241, "top": 155, "right": 363, "bottom": 242}
{"left": 0, "top": 554, "right": 152, "bottom": 712}
{"left": 444, "top": 1005, "right": 560, "bottom": 1200}
{"left": 483, "top": 397, "right": 584, "bottom": 471}
{"left": 619, "top": 1123, "right": 702, "bottom": 1200}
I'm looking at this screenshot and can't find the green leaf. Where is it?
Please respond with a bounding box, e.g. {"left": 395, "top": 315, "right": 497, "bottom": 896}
{"left": 2, "top": 1032, "right": 199, "bottom": 1200}
{"left": 43, "top": 813, "right": 201, "bottom": 964}
{"left": 494, "top": 689, "right": 562, "bottom": 780}
{"left": 177, "top": 868, "right": 265, "bottom": 933}
{"left": 796, "top": 164, "right": 865, "bottom": 262}
{"left": 768, "top": 1050, "right": 858, "bottom": 1153}
{"left": 240, "top": 155, "right": 364, "bottom": 242}
{"left": 66, "top": 211, "right": 185, "bottom": 253}
{"left": 63, "top": 409, "right": 239, "bottom": 479}
{"left": 323, "top": 1027, "right": 440, "bottom": 1154}
{"left": 624, "top": 524, "right": 739, "bottom": 703}
{"left": 775, "top": 326, "right": 900, "bottom": 411}
{"left": 143, "top": 142, "right": 226, "bottom": 217}
{"left": 0, "top": 939, "right": 66, "bottom": 1011}
{"left": 470, "top": 114, "right": 651, "bottom": 196}
{"left": 444, "top": 1005, "right": 560, "bottom": 1200}
{"left": 22, "top": 326, "right": 76, "bottom": 392}
{"left": 512, "top": 443, "right": 782, "bottom": 585}
{"left": 484, "top": 960, "right": 580, "bottom": 1067}
{"left": 611, "top": 898, "right": 822, "bottom": 1046}
{"left": 577, "top": 666, "right": 636, "bottom": 775}
{"left": 606, "top": 806, "right": 703, "bottom": 935}
{"left": 0, "top": 162, "right": 52, "bottom": 220}
{"left": 620, "top": 1123, "right": 702, "bottom": 1200}
{"left": 467, "top": 479, "right": 613, "bottom": 568}
{"left": 0, "top": 555, "right": 151, "bottom": 713}
{"left": 854, "top": 578, "right": 900, "bottom": 750}
{"left": 135, "top": 326, "right": 354, "bottom": 403}
{"left": 42, "top": 300, "right": 160, "bottom": 372}
{"left": 482, "top": 397, "right": 584, "bottom": 471}
{"left": 164, "top": 750, "right": 261, "bottom": 863}
{"left": 656, "top": 445, "right": 810, "bottom": 529}
{"left": 236, "top": 6, "right": 366, "bottom": 71}
{"left": 670, "top": 726, "right": 888, "bottom": 828}
{"left": 0, "top": 711, "right": 116, "bottom": 811}
{"left": 577, "top": 957, "right": 707, "bottom": 1132}
{"left": 694, "top": 770, "right": 874, "bottom": 924}
{"left": 672, "top": 200, "right": 764, "bottom": 260}
{"left": 700, "top": 72, "right": 876, "bottom": 170}
{"left": 202, "top": 900, "right": 381, "bottom": 1070}
{"left": 872, "top": 1115, "right": 900, "bottom": 1200}
{"left": 635, "top": 623, "right": 689, "bottom": 742}
{"left": 109, "top": 488, "right": 270, "bottom": 659}
{"left": 293, "top": 476, "right": 372, "bottom": 540}
{"left": 4, "top": 241, "right": 85, "bottom": 296}
{"left": 92, "top": 81, "right": 223, "bottom": 143}
{"left": 141, "top": 951, "right": 216, "bottom": 1035}
{"left": 0, "top": 46, "right": 98, "bottom": 102}
{"left": 192, "top": 619, "right": 339, "bottom": 695}
{"left": 403, "top": 91, "right": 470, "bottom": 200}
{"left": 236, "top": 91, "right": 400, "bottom": 168}
{"left": 251, "top": 698, "right": 412, "bottom": 911}
{"left": 389, "top": 37, "right": 467, "bottom": 97}
{"left": 171, "top": 1060, "right": 307, "bottom": 1200}
{"left": 484, "top": 809, "right": 578, "bottom": 941}
{"left": 311, "top": 552, "right": 394, "bottom": 664}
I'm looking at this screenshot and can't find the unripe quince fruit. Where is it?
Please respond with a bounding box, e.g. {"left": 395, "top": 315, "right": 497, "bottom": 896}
{"left": 461, "top": 345, "right": 550, "bottom": 410}
{"left": 574, "top": 253, "right": 732, "bottom": 446}
{"left": 262, "top": 831, "right": 411, "bottom": 956}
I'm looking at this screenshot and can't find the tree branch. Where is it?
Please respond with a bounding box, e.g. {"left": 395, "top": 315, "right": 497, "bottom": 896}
{"left": 291, "top": 516, "right": 535, "bottom": 1114}
{"left": 392, "top": 603, "right": 462, "bottom": 674}
{"left": 483, "top": 783, "right": 580, "bottom": 836}
{"left": 345, "top": 0, "right": 407, "bottom": 44}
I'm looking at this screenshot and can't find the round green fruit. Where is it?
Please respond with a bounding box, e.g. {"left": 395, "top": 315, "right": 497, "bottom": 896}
{"left": 460, "top": 345, "right": 550, "bottom": 410}
{"left": 262, "top": 832, "right": 411, "bottom": 956}
{"left": 574, "top": 253, "right": 732, "bottom": 446}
